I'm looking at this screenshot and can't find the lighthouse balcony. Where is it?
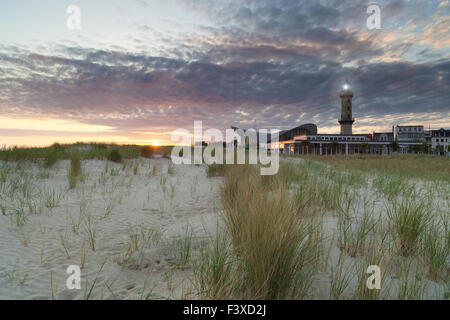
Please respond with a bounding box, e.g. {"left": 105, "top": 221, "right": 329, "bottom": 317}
{"left": 338, "top": 118, "right": 355, "bottom": 124}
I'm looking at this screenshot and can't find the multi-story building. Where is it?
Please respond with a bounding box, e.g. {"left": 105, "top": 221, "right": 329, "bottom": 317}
{"left": 394, "top": 125, "right": 425, "bottom": 142}
{"left": 394, "top": 125, "right": 425, "bottom": 153}
{"left": 431, "top": 128, "right": 450, "bottom": 156}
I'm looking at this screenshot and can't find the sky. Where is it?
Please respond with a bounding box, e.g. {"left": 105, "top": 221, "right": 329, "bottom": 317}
{"left": 0, "top": 0, "right": 449, "bottom": 146}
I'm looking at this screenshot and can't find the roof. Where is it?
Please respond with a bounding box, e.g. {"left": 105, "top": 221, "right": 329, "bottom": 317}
{"left": 269, "top": 123, "right": 318, "bottom": 143}
{"left": 431, "top": 128, "right": 450, "bottom": 137}
{"left": 373, "top": 132, "right": 393, "bottom": 135}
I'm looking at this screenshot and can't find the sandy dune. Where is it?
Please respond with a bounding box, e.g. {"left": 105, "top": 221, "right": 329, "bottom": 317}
{"left": 0, "top": 158, "right": 222, "bottom": 299}
{"left": 0, "top": 156, "right": 447, "bottom": 300}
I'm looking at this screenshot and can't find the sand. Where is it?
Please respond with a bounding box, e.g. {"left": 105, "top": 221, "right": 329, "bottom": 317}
{"left": 0, "top": 158, "right": 222, "bottom": 299}
{"left": 0, "top": 156, "right": 447, "bottom": 300}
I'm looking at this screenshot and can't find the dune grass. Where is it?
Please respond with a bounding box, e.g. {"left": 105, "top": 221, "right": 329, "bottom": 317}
{"left": 421, "top": 220, "right": 449, "bottom": 282}
{"left": 44, "top": 150, "right": 59, "bottom": 168}
{"left": 194, "top": 230, "right": 234, "bottom": 299}
{"left": 68, "top": 152, "right": 82, "bottom": 189}
{"left": 1, "top": 144, "right": 447, "bottom": 299}
{"left": 386, "top": 197, "right": 431, "bottom": 256}
{"left": 0, "top": 143, "right": 174, "bottom": 163}
{"left": 206, "top": 163, "right": 227, "bottom": 177}
{"left": 200, "top": 163, "right": 323, "bottom": 299}
{"left": 107, "top": 149, "right": 122, "bottom": 163}
{"left": 197, "top": 156, "right": 448, "bottom": 300}
{"left": 300, "top": 153, "right": 450, "bottom": 182}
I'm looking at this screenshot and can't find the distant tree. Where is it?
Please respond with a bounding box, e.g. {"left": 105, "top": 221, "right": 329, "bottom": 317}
{"left": 389, "top": 141, "right": 399, "bottom": 152}
{"left": 421, "top": 142, "right": 429, "bottom": 154}
{"left": 411, "top": 144, "right": 422, "bottom": 154}
{"left": 435, "top": 144, "right": 444, "bottom": 155}
{"left": 202, "top": 141, "right": 208, "bottom": 147}
{"left": 51, "top": 143, "right": 62, "bottom": 151}
{"left": 360, "top": 142, "right": 369, "bottom": 154}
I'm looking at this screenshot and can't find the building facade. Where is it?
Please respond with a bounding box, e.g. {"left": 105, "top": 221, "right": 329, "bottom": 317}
{"left": 394, "top": 125, "right": 425, "bottom": 142}
{"left": 268, "top": 88, "right": 435, "bottom": 156}
{"left": 283, "top": 133, "right": 392, "bottom": 155}
{"left": 431, "top": 128, "right": 450, "bottom": 156}
{"left": 373, "top": 131, "right": 394, "bottom": 142}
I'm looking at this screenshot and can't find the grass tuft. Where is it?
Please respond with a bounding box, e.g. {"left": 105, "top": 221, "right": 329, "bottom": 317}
{"left": 387, "top": 197, "right": 430, "bottom": 256}
{"left": 221, "top": 163, "right": 321, "bottom": 299}
{"left": 68, "top": 152, "right": 82, "bottom": 189}
{"left": 107, "top": 149, "right": 122, "bottom": 163}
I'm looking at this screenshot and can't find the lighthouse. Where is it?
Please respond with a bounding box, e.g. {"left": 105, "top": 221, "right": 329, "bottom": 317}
{"left": 338, "top": 85, "right": 355, "bottom": 135}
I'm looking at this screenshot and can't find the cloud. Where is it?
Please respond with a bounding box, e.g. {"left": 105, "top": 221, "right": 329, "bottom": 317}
{"left": 0, "top": 44, "right": 448, "bottom": 134}
{"left": 0, "top": 0, "right": 449, "bottom": 146}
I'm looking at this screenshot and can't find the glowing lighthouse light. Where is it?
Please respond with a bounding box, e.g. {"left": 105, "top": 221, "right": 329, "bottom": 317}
{"left": 343, "top": 84, "right": 349, "bottom": 90}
